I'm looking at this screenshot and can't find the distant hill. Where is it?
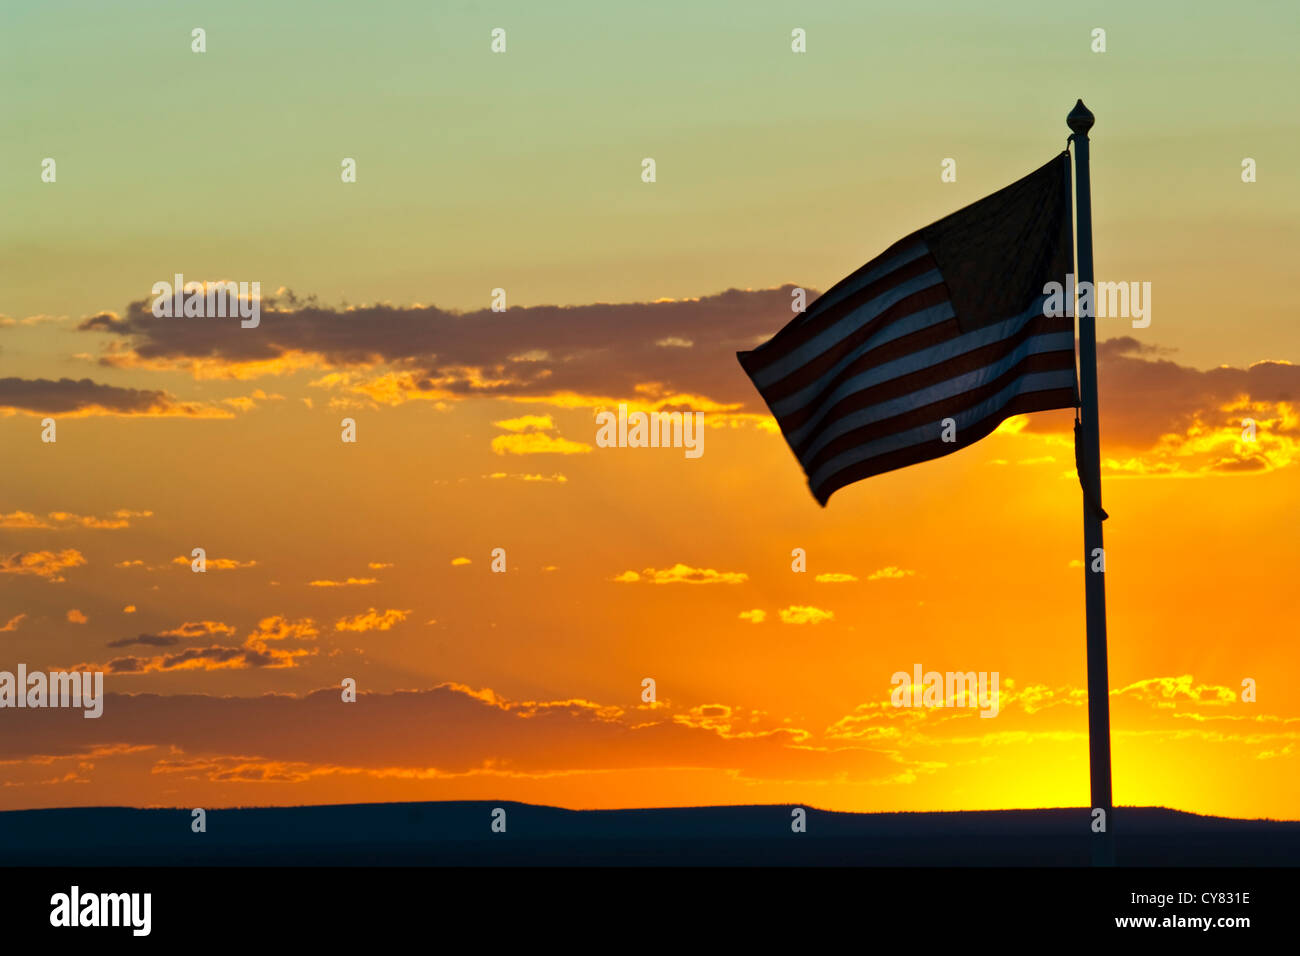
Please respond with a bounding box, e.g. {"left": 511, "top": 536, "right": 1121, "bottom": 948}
{"left": 1, "top": 802, "right": 1296, "bottom": 866}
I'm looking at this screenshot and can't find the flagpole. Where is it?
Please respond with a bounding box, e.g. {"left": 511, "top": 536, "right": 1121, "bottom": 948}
{"left": 1067, "top": 99, "right": 1115, "bottom": 866}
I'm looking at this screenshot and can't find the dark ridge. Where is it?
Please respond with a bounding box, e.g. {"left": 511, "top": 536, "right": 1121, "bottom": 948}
{"left": 2, "top": 802, "right": 1296, "bottom": 866}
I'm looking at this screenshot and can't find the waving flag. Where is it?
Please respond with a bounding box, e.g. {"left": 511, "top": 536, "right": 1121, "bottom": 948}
{"left": 738, "top": 153, "right": 1078, "bottom": 506}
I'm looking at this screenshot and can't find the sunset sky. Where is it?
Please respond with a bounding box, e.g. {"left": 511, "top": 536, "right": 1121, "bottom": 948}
{"left": 1, "top": 1, "right": 1297, "bottom": 820}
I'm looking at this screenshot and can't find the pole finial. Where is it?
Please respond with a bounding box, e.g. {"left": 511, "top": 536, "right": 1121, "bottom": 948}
{"left": 1067, "top": 99, "right": 1095, "bottom": 136}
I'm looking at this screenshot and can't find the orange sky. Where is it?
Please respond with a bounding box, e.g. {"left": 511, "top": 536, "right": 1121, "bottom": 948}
{"left": 1, "top": 301, "right": 1296, "bottom": 819}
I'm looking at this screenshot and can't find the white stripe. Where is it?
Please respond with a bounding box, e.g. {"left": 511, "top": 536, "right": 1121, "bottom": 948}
{"left": 795, "top": 242, "right": 931, "bottom": 321}
{"left": 784, "top": 296, "right": 1056, "bottom": 448}
{"left": 752, "top": 269, "right": 946, "bottom": 388}
{"left": 808, "top": 369, "right": 1076, "bottom": 492}
{"left": 768, "top": 301, "right": 956, "bottom": 418}
{"left": 796, "top": 331, "right": 1075, "bottom": 462}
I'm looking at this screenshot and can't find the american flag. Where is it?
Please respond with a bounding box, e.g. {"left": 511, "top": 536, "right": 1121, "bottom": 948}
{"left": 739, "top": 153, "right": 1080, "bottom": 506}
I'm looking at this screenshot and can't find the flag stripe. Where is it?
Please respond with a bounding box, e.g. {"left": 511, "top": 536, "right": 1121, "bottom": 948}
{"left": 758, "top": 249, "right": 940, "bottom": 357}
{"left": 745, "top": 267, "right": 945, "bottom": 388}
{"left": 751, "top": 240, "right": 931, "bottom": 351}
{"left": 808, "top": 372, "right": 1076, "bottom": 493}
{"left": 809, "top": 387, "right": 1077, "bottom": 504}
{"left": 758, "top": 285, "right": 955, "bottom": 403}
{"left": 783, "top": 297, "right": 1066, "bottom": 445}
{"left": 802, "top": 350, "right": 1076, "bottom": 475}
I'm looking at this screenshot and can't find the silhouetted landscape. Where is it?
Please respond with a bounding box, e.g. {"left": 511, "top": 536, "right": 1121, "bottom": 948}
{"left": 3, "top": 803, "right": 1296, "bottom": 866}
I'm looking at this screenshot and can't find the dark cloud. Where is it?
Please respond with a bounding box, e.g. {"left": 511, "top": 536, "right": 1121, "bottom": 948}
{"left": 70, "top": 291, "right": 1299, "bottom": 465}
{"left": 95, "top": 645, "right": 264, "bottom": 674}
{"left": 0, "top": 684, "right": 900, "bottom": 783}
{"left": 105, "top": 634, "right": 180, "bottom": 649}
{"left": 1022, "top": 337, "right": 1300, "bottom": 450}
{"left": 79, "top": 288, "right": 806, "bottom": 406}
{"left": 0, "top": 376, "right": 221, "bottom": 417}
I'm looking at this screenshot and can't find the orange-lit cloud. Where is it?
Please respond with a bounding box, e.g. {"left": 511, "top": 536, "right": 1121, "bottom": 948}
{"left": 4, "top": 673, "right": 1283, "bottom": 810}
{"left": 160, "top": 621, "right": 237, "bottom": 639}
{"left": 489, "top": 415, "right": 591, "bottom": 456}
{"left": 815, "top": 572, "right": 858, "bottom": 583}
{"left": 778, "top": 605, "right": 834, "bottom": 625}
{"left": 334, "top": 608, "right": 410, "bottom": 633}
{"left": 84, "top": 615, "right": 320, "bottom": 673}
{"left": 868, "top": 567, "right": 916, "bottom": 581}
{"left": 485, "top": 472, "right": 568, "bottom": 483}
{"left": 0, "top": 549, "right": 86, "bottom": 582}
{"left": 614, "top": 564, "right": 749, "bottom": 585}
{"left": 171, "top": 555, "right": 256, "bottom": 570}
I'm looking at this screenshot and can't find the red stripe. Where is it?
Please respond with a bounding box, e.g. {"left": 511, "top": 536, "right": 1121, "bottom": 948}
{"left": 800, "top": 350, "right": 1077, "bottom": 474}
{"left": 785, "top": 314, "right": 1073, "bottom": 447}
{"left": 742, "top": 283, "right": 951, "bottom": 396}
{"left": 810, "top": 388, "right": 1078, "bottom": 505}
{"left": 739, "top": 252, "right": 940, "bottom": 376}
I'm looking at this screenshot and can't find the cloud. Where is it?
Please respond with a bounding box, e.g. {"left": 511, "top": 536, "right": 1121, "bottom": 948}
{"left": 815, "top": 572, "right": 858, "bottom": 583}
{"left": 246, "top": 616, "right": 320, "bottom": 645}
{"left": 450, "top": 558, "right": 471, "bottom": 566}
{"left": 122, "top": 606, "right": 136, "bottom": 613}
{"left": 0, "top": 314, "right": 67, "bottom": 328}
{"left": 485, "top": 472, "right": 568, "bottom": 483}
{"left": 65, "top": 609, "right": 87, "bottom": 624}
{"left": 738, "top": 609, "right": 767, "bottom": 624}
{"left": 868, "top": 566, "right": 915, "bottom": 581}
{"left": 159, "top": 621, "right": 236, "bottom": 639}
{"left": 778, "top": 605, "right": 834, "bottom": 625}
{"left": 219, "top": 389, "right": 284, "bottom": 412}
{"left": 1, "top": 509, "right": 152, "bottom": 530}
{"left": 491, "top": 432, "right": 593, "bottom": 456}
{"left": 0, "top": 513, "right": 49, "bottom": 530}
{"left": 172, "top": 556, "right": 256, "bottom": 570}
{"left": 493, "top": 414, "right": 558, "bottom": 433}
{"left": 1009, "top": 338, "right": 1300, "bottom": 476}
{"left": 0, "top": 614, "right": 25, "bottom": 633}
{"left": 105, "top": 634, "right": 180, "bottom": 649}
{"left": 0, "top": 682, "right": 860, "bottom": 784}
{"left": 91, "top": 645, "right": 265, "bottom": 674}
{"left": 83, "top": 615, "right": 320, "bottom": 673}
{"left": 0, "top": 377, "right": 230, "bottom": 418}
{"left": 74, "top": 288, "right": 802, "bottom": 420}
{"left": 1112, "top": 675, "right": 1238, "bottom": 707}
{"left": 613, "top": 564, "right": 749, "bottom": 585}
{"left": 2, "top": 672, "right": 1285, "bottom": 799}
{"left": 489, "top": 414, "right": 591, "bottom": 456}
{"left": 334, "top": 608, "right": 411, "bottom": 633}
{"left": 307, "top": 577, "right": 376, "bottom": 587}
{"left": 0, "top": 549, "right": 86, "bottom": 582}
{"left": 64, "top": 288, "right": 1299, "bottom": 472}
